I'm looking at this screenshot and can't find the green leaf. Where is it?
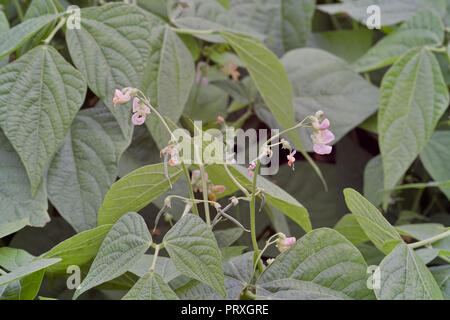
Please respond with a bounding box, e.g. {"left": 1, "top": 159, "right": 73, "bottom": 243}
{"left": 214, "top": 228, "right": 243, "bottom": 248}
{"left": 47, "top": 102, "right": 129, "bottom": 232}
{"left": 378, "top": 47, "right": 449, "bottom": 191}
{"left": 257, "top": 228, "right": 375, "bottom": 300}
{"left": 141, "top": 25, "right": 195, "bottom": 149}
{"left": 376, "top": 243, "right": 443, "bottom": 300}
{"left": 128, "top": 255, "right": 181, "bottom": 283}
{"left": 122, "top": 271, "right": 178, "bottom": 300}
{"left": 0, "top": 130, "right": 49, "bottom": 227}
{"left": 334, "top": 214, "right": 369, "bottom": 246}
{"left": 307, "top": 29, "right": 373, "bottom": 63}
{"left": 0, "top": 13, "right": 63, "bottom": 58}
{"left": 74, "top": 212, "right": 152, "bottom": 299}
{"left": 0, "top": 218, "right": 29, "bottom": 238}
{"left": 353, "top": 10, "right": 444, "bottom": 72}
{"left": 66, "top": 3, "right": 163, "bottom": 139}
{"left": 415, "top": 248, "right": 440, "bottom": 264}
{"left": 318, "top": 0, "right": 446, "bottom": 26}
{"left": 430, "top": 265, "right": 450, "bottom": 299}
{"left": 163, "top": 214, "right": 226, "bottom": 297}
{"left": 0, "top": 45, "right": 87, "bottom": 195}
{"left": 363, "top": 155, "right": 384, "bottom": 207}
{"left": 229, "top": 165, "right": 311, "bottom": 232}
{"left": 343, "top": 188, "right": 402, "bottom": 254}
{"left": 229, "top": 0, "right": 316, "bottom": 56}
{"left": 420, "top": 131, "right": 450, "bottom": 200}
{"left": 396, "top": 223, "right": 450, "bottom": 256}
{"left": 43, "top": 224, "right": 112, "bottom": 274}
{"left": 0, "top": 248, "right": 44, "bottom": 300}
{"left": 0, "top": 12, "right": 10, "bottom": 68}
{"left": 98, "top": 163, "right": 185, "bottom": 226}
{"left": 0, "top": 258, "right": 61, "bottom": 287}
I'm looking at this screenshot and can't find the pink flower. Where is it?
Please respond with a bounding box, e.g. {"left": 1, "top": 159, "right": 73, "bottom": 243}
{"left": 276, "top": 235, "right": 296, "bottom": 253}
{"left": 211, "top": 185, "right": 226, "bottom": 194}
{"left": 287, "top": 150, "right": 296, "bottom": 169}
{"left": 161, "top": 145, "right": 180, "bottom": 167}
{"left": 191, "top": 170, "right": 208, "bottom": 192}
{"left": 169, "top": 157, "right": 179, "bottom": 166}
{"left": 196, "top": 62, "right": 209, "bottom": 86}
{"left": 178, "top": 0, "right": 190, "bottom": 12}
{"left": 310, "top": 112, "right": 334, "bottom": 155}
{"left": 131, "top": 98, "right": 150, "bottom": 126}
{"left": 113, "top": 89, "right": 131, "bottom": 107}
{"left": 266, "top": 258, "right": 275, "bottom": 265}
{"left": 248, "top": 162, "right": 256, "bottom": 177}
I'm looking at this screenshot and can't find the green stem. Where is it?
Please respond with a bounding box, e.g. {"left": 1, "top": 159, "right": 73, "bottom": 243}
{"left": 250, "top": 160, "right": 263, "bottom": 273}
{"left": 150, "top": 244, "right": 160, "bottom": 272}
{"left": 411, "top": 188, "right": 424, "bottom": 212}
{"left": 199, "top": 164, "right": 211, "bottom": 226}
{"left": 408, "top": 230, "right": 450, "bottom": 249}
{"left": 12, "top": 0, "right": 23, "bottom": 21}
{"left": 44, "top": 17, "right": 67, "bottom": 45}
{"left": 223, "top": 164, "right": 250, "bottom": 198}
{"left": 182, "top": 162, "right": 199, "bottom": 215}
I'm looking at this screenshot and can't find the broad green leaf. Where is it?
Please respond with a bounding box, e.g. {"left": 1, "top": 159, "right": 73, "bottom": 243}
{"left": 98, "top": 163, "right": 185, "bottom": 226}
{"left": 220, "top": 246, "right": 247, "bottom": 261}
{"left": 0, "top": 258, "right": 61, "bottom": 287}
{"left": 74, "top": 212, "right": 152, "bottom": 299}
{"left": 277, "top": 48, "right": 379, "bottom": 151}
{"left": 257, "top": 228, "right": 375, "bottom": 300}
{"left": 168, "top": 0, "right": 255, "bottom": 43}
{"left": 420, "top": 131, "right": 450, "bottom": 200}
{"left": 307, "top": 29, "right": 373, "bottom": 63}
{"left": 163, "top": 214, "right": 226, "bottom": 297}
{"left": 363, "top": 155, "right": 384, "bottom": 207}
{"left": 0, "top": 218, "right": 29, "bottom": 239}
{"left": 0, "top": 13, "right": 63, "bottom": 58}
{"left": 137, "top": 0, "right": 168, "bottom": 18}
{"left": 0, "top": 45, "right": 87, "bottom": 195}
{"left": 415, "top": 248, "right": 440, "bottom": 264}
{"left": 0, "top": 130, "right": 48, "bottom": 227}
{"left": 0, "top": 248, "right": 44, "bottom": 300}
{"left": 229, "top": 0, "right": 316, "bottom": 56}
{"left": 176, "top": 252, "right": 254, "bottom": 300}
{"left": 66, "top": 3, "right": 163, "bottom": 139}
{"left": 378, "top": 47, "right": 449, "bottom": 191}
{"left": 353, "top": 10, "right": 445, "bottom": 72}
{"left": 141, "top": 25, "right": 195, "bottom": 149}
{"left": 376, "top": 243, "right": 443, "bottom": 300}
{"left": 343, "top": 188, "right": 402, "bottom": 254}
{"left": 334, "top": 214, "right": 369, "bottom": 246}
{"left": 122, "top": 271, "right": 178, "bottom": 300}
{"left": 43, "top": 224, "right": 112, "bottom": 274}
{"left": 318, "top": 0, "right": 446, "bottom": 26}
{"left": 214, "top": 228, "right": 243, "bottom": 248}
{"left": 47, "top": 102, "right": 129, "bottom": 232}
{"left": 430, "top": 265, "right": 450, "bottom": 299}
{"left": 128, "top": 255, "right": 181, "bottom": 283}
{"left": 0, "top": 12, "right": 10, "bottom": 68}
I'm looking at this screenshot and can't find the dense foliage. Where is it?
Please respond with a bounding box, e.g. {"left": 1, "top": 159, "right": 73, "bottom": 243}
{"left": 0, "top": 0, "right": 449, "bottom": 300}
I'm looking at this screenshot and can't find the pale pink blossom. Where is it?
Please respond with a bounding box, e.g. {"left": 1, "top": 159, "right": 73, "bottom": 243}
{"left": 161, "top": 145, "right": 180, "bottom": 167}
{"left": 248, "top": 161, "right": 256, "bottom": 177}
{"left": 276, "top": 236, "right": 296, "bottom": 253}
{"left": 266, "top": 258, "right": 275, "bottom": 265}
{"left": 113, "top": 89, "right": 131, "bottom": 107}
{"left": 310, "top": 112, "right": 334, "bottom": 155}
{"left": 287, "top": 150, "right": 296, "bottom": 169}
{"left": 131, "top": 98, "right": 150, "bottom": 126}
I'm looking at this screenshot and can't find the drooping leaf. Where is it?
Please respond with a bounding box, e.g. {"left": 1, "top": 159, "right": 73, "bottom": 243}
{"left": 0, "top": 13, "right": 63, "bottom": 58}
{"left": 257, "top": 228, "right": 375, "bottom": 300}
{"left": 98, "top": 163, "right": 185, "bottom": 226}
{"left": 378, "top": 47, "right": 449, "bottom": 191}
{"left": 343, "top": 188, "right": 402, "bottom": 254}
{"left": 0, "top": 130, "right": 48, "bottom": 227}
{"left": 0, "top": 258, "right": 61, "bottom": 287}
{"left": 0, "top": 45, "right": 87, "bottom": 195}
{"left": 375, "top": 243, "right": 443, "bottom": 300}
{"left": 47, "top": 102, "right": 129, "bottom": 232}
{"left": 229, "top": 0, "right": 316, "bottom": 56}
{"left": 141, "top": 25, "right": 195, "bottom": 149}
{"left": 353, "top": 9, "right": 445, "bottom": 72}
{"left": 0, "top": 218, "right": 29, "bottom": 239}
{"left": 73, "top": 212, "right": 152, "bottom": 299}
{"left": 420, "top": 131, "right": 450, "bottom": 200}
{"left": 66, "top": 3, "right": 163, "bottom": 139}
{"left": 43, "top": 224, "right": 112, "bottom": 274}
{"left": 163, "top": 214, "right": 226, "bottom": 297}
{"left": 122, "top": 271, "right": 178, "bottom": 300}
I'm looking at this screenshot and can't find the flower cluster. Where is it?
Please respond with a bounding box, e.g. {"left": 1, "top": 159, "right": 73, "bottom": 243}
{"left": 247, "top": 146, "right": 272, "bottom": 177}
{"left": 191, "top": 170, "right": 226, "bottom": 202}
{"left": 113, "top": 88, "right": 151, "bottom": 126}
{"left": 276, "top": 233, "right": 296, "bottom": 253}
{"left": 310, "top": 110, "right": 334, "bottom": 155}
{"left": 161, "top": 144, "right": 180, "bottom": 167}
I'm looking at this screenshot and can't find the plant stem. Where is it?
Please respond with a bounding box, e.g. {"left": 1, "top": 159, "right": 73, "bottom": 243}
{"left": 199, "top": 164, "right": 211, "bottom": 226}
{"left": 150, "top": 244, "right": 160, "bottom": 272}
{"left": 408, "top": 230, "right": 450, "bottom": 249}
{"left": 250, "top": 160, "right": 263, "bottom": 272}
{"left": 13, "top": 0, "right": 23, "bottom": 21}
{"left": 44, "top": 17, "right": 67, "bottom": 45}
{"left": 182, "top": 162, "right": 199, "bottom": 215}
{"left": 411, "top": 188, "right": 424, "bottom": 212}
{"left": 223, "top": 164, "right": 250, "bottom": 198}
